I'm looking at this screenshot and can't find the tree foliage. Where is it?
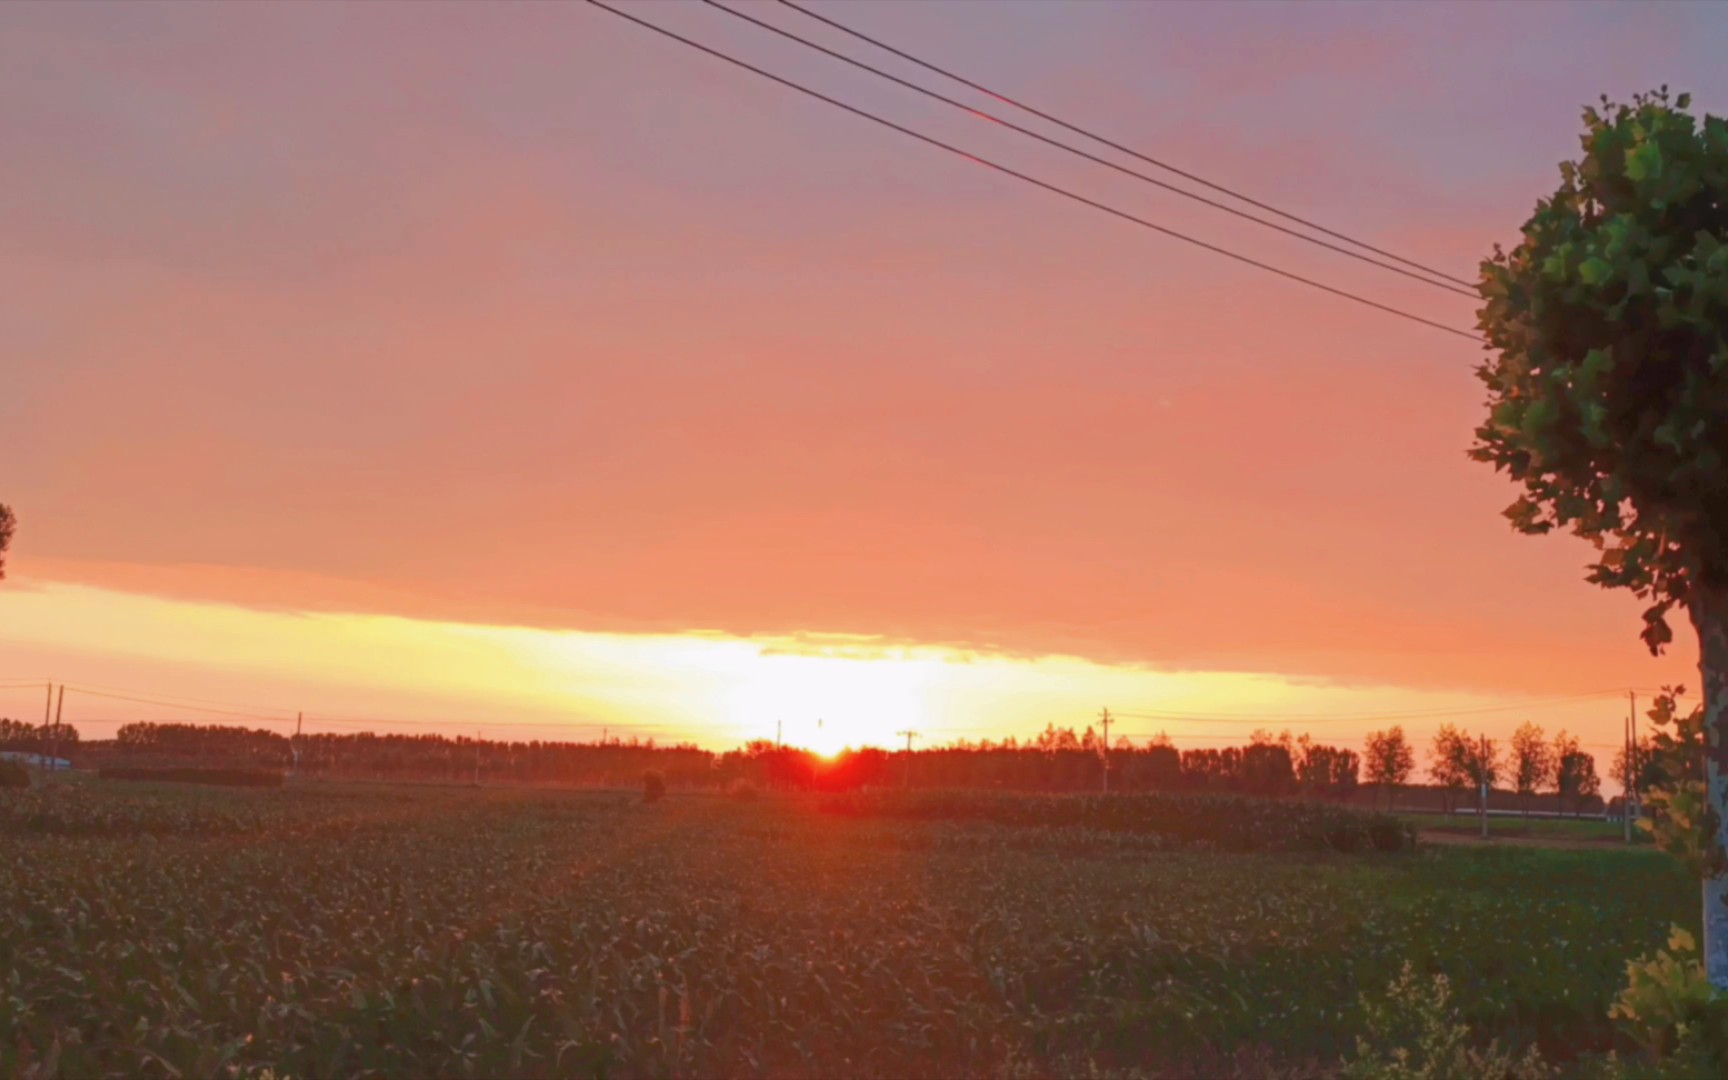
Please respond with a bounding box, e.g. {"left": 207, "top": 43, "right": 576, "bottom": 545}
{"left": 1427, "top": 726, "right": 1472, "bottom": 811}
{"left": 1509, "top": 722, "right": 1555, "bottom": 815}
{"left": 1552, "top": 731, "right": 1601, "bottom": 816}
{"left": 1472, "top": 88, "right": 1728, "bottom": 654}
{"left": 0, "top": 503, "right": 12, "bottom": 581}
{"left": 0, "top": 718, "right": 78, "bottom": 753}
{"left": 1364, "top": 727, "right": 1416, "bottom": 807}
{"left": 1640, "top": 687, "right": 1726, "bottom": 878}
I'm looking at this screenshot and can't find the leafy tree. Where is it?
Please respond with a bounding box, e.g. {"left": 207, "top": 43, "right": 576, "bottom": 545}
{"left": 1364, "top": 726, "right": 1415, "bottom": 809}
{"left": 1296, "top": 738, "right": 1361, "bottom": 801}
{"left": 0, "top": 503, "right": 12, "bottom": 581}
{"left": 1241, "top": 733, "right": 1296, "bottom": 796}
{"left": 1558, "top": 753, "right": 1601, "bottom": 816}
{"left": 1462, "top": 735, "right": 1503, "bottom": 812}
{"left": 1553, "top": 732, "right": 1601, "bottom": 817}
{"left": 1612, "top": 735, "right": 1658, "bottom": 811}
{"left": 1473, "top": 88, "right": 1728, "bottom": 983}
{"left": 1510, "top": 722, "right": 1555, "bottom": 816}
{"left": 1428, "top": 725, "right": 1473, "bottom": 814}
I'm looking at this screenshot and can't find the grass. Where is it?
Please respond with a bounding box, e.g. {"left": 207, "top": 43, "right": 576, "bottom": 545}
{"left": 820, "top": 789, "right": 1417, "bottom": 852}
{"left": 0, "top": 777, "right": 1692, "bottom": 1077}
{"left": 1401, "top": 811, "right": 1637, "bottom": 843}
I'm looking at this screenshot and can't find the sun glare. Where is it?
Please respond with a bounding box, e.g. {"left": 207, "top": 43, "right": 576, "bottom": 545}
{"left": 717, "top": 648, "right": 934, "bottom": 754}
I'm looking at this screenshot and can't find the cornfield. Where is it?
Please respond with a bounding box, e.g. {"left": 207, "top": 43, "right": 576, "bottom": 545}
{"left": 0, "top": 778, "right": 1692, "bottom": 1077}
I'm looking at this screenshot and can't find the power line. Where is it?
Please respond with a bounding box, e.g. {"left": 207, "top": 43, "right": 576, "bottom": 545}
{"left": 702, "top": 0, "right": 1475, "bottom": 299}
{"left": 53, "top": 712, "right": 688, "bottom": 742}
{"left": 921, "top": 689, "right": 1635, "bottom": 733}
{"left": 60, "top": 686, "right": 288, "bottom": 722}
{"left": 59, "top": 681, "right": 300, "bottom": 718}
{"left": 53, "top": 683, "right": 674, "bottom": 738}
{"left": 300, "top": 714, "right": 682, "bottom": 735}
{"left": 583, "top": 1, "right": 1480, "bottom": 342}
{"left": 1111, "top": 689, "right": 1637, "bottom": 725}
{"left": 772, "top": 0, "right": 1474, "bottom": 290}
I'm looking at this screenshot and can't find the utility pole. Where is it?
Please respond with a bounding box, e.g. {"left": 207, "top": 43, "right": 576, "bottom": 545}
{"left": 1631, "top": 690, "right": 1639, "bottom": 825}
{"left": 51, "top": 685, "right": 63, "bottom": 775}
{"left": 1478, "top": 732, "right": 1490, "bottom": 840}
{"left": 1099, "top": 707, "right": 1112, "bottom": 795}
{"left": 474, "top": 729, "right": 481, "bottom": 786}
{"left": 897, "top": 729, "right": 919, "bottom": 789}
{"left": 41, "top": 683, "right": 52, "bottom": 766}
{"left": 1625, "top": 690, "right": 1637, "bottom": 843}
{"left": 291, "top": 712, "right": 303, "bottom": 777}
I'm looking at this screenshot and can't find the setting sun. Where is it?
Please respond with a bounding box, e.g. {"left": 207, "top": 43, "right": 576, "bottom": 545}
{"left": 715, "top": 647, "right": 934, "bottom": 754}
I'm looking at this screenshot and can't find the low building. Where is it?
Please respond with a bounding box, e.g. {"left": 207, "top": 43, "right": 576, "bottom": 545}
{"left": 0, "top": 751, "right": 73, "bottom": 771}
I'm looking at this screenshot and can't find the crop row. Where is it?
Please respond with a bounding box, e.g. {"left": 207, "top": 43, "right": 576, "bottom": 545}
{"left": 817, "top": 789, "right": 1418, "bottom": 853}
{"left": 0, "top": 781, "right": 1690, "bottom": 1077}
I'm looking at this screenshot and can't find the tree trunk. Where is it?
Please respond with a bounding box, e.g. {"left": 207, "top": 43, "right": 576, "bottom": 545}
{"left": 1695, "top": 586, "right": 1728, "bottom": 989}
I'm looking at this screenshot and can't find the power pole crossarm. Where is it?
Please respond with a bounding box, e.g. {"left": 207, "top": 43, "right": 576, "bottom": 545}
{"left": 896, "top": 729, "right": 919, "bottom": 790}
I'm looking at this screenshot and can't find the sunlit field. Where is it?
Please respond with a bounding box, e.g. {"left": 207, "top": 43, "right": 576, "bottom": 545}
{"left": 0, "top": 777, "right": 1688, "bottom": 1078}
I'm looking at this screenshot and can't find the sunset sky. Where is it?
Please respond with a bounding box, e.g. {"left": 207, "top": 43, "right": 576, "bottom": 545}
{"left": 4, "top": 2, "right": 1722, "bottom": 764}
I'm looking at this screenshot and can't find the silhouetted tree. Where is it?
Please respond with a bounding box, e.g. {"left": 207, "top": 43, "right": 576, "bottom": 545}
{"left": 1364, "top": 726, "right": 1415, "bottom": 809}
{"left": 1557, "top": 746, "right": 1602, "bottom": 817}
{"left": 1428, "top": 726, "right": 1473, "bottom": 814}
{"left": 1510, "top": 722, "right": 1554, "bottom": 817}
{"left": 1462, "top": 735, "right": 1503, "bottom": 812}
{"left": 0, "top": 503, "right": 13, "bottom": 581}
{"left": 1296, "top": 739, "right": 1360, "bottom": 801}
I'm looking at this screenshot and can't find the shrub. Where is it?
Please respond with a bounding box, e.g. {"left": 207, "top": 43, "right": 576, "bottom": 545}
{"left": 1608, "top": 926, "right": 1728, "bottom": 1071}
{"left": 727, "top": 779, "right": 760, "bottom": 801}
{"left": 98, "top": 767, "right": 283, "bottom": 788}
{"left": 0, "top": 761, "right": 30, "bottom": 789}
{"left": 642, "top": 769, "right": 667, "bottom": 804}
{"left": 1344, "top": 962, "right": 1553, "bottom": 1079}
{"left": 1370, "top": 819, "right": 1418, "bottom": 853}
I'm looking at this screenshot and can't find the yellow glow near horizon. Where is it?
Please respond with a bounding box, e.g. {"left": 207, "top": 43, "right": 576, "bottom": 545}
{"left": 0, "top": 577, "right": 1653, "bottom": 778}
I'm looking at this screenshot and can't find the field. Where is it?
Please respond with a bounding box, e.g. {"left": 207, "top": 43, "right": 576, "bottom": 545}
{"left": 0, "top": 778, "right": 1692, "bottom": 1078}
{"left": 1400, "top": 812, "right": 1635, "bottom": 844}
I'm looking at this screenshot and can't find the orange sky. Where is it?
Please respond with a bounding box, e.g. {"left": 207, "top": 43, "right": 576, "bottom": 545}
{"left": 2, "top": 2, "right": 1719, "bottom": 767}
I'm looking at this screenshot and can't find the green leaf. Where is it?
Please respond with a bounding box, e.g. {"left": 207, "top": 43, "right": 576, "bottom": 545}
{"left": 1581, "top": 348, "right": 1613, "bottom": 382}
{"left": 1627, "top": 258, "right": 1650, "bottom": 295}
{"left": 1580, "top": 257, "right": 1613, "bottom": 286}
{"left": 1626, "top": 140, "right": 1663, "bottom": 182}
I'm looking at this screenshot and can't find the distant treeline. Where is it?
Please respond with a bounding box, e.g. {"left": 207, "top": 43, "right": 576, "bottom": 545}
{"left": 93, "top": 723, "right": 717, "bottom": 789}
{"left": 35, "top": 720, "right": 1378, "bottom": 798}
{"left": 0, "top": 717, "right": 79, "bottom": 754}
